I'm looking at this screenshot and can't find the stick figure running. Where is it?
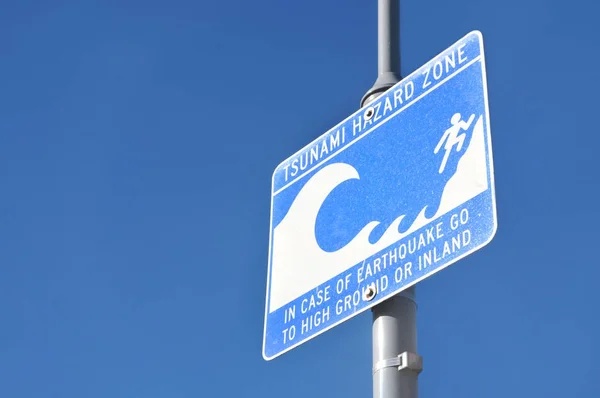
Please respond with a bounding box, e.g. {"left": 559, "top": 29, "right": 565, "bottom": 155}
{"left": 434, "top": 112, "right": 475, "bottom": 173}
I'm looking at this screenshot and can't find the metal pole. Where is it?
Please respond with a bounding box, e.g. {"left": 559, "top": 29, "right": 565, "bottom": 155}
{"left": 361, "top": 1, "right": 422, "bottom": 397}
{"left": 372, "top": 287, "right": 420, "bottom": 398}
{"left": 361, "top": 0, "right": 401, "bottom": 107}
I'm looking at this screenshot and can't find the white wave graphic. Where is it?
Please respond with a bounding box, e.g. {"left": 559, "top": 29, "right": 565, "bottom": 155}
{"left": 269, "top": 116, "right": 488, "bottom": 312}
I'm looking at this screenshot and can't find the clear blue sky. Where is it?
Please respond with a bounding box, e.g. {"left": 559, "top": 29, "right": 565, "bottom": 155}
{"left": 1, "top": 0, "right": 598, "bottom": 397}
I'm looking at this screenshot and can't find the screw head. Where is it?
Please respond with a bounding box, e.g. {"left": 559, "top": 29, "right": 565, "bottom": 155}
{"left": 363, "top": 283, "right": 377, "bottom": 301}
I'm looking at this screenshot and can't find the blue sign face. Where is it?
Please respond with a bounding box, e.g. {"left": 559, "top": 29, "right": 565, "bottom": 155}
{"left": 263, "top": 31, "right": 497, "bottom": 360}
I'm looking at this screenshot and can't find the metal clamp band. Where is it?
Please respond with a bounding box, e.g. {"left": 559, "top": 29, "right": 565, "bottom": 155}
{"left": 373, "top": 352, "right": 423, "bottom": 375}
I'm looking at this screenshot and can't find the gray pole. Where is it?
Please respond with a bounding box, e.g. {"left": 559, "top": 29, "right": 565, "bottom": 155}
{"left": 361, "top": 1, "right": 423, "bottom": 398}
{"left": 371, "top": 287, "right": 420, "bottom": 398}
{"left": 361, "top": 0, "right": 401, "bottom": 107}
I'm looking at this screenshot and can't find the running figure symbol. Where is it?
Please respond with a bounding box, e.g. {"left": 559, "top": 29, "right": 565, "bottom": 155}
{"left": 434, "top": 112, "right": 475, "bottom": 173}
